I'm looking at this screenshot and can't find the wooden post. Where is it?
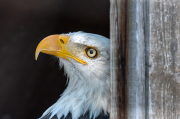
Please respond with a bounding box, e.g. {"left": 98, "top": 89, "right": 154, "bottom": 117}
{"left": 110, "top": 0, "right": 146, "bottom": 118}
{"left": 110, "top": 0, "right": 128, "bottom": 119}
{"left": 147, "top": 0, "right": 180, "bottom": 118}
{"left": 110, "top": 0, "right": 180, "bottom": 119}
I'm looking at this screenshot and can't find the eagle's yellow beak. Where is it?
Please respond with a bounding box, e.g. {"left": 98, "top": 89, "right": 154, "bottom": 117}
{"left": 35, "top": 34, "right": 87, "bottom": 65}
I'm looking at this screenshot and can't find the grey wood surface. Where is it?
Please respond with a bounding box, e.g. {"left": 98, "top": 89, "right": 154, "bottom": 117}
{"left": 110, "top": 0, "right": 127, "bottom": 119}
{"left": 110, "top": 0, "right": 180, "bottom": 119}
{"left": 110, "top": 0, "right": 147, "bottom": 119}
{"left": 147, "top": 0, "right": 180, "bottom": 119}
{"left": 127, "top": 0, "right": 146, "bottom": 119}
{"left": 110, "top": 0, "right": 121, "bottom": 118}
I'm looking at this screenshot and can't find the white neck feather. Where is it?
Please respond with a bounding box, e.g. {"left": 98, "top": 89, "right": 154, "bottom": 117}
{"left": 41, "top": 59, "right": 110, "bottom": 119}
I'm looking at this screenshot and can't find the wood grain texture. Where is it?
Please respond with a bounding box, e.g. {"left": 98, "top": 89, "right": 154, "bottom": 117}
{"left": 110, "top": 0, "right": 125, "bottom": 119}
{"left": 147, "top": 0, "right": 180, "bottom": 118}
{"left": 110, "top": 0, "right": 122, "bottom": 118}
{"left": 110, "top": 0, "right": 128, "bottom": 119}
{"left": 127, "top": 0, "right": 146, "bottom": 119}
{"left": 110, "top": 0, "right": 147, "bottom": 119}
{"left": 110, "top": 0, "right": 180, "bottom": 119}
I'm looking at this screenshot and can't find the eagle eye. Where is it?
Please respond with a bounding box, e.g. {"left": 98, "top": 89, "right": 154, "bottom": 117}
{"left": 85, "top": 47, "right": 98, "bottom": 59}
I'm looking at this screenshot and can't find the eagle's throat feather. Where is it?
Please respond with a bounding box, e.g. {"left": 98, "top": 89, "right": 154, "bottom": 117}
{"left": 41, "top": 58, "right": 110, "bottom": 119}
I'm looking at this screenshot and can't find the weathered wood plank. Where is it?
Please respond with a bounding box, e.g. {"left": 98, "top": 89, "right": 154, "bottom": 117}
{"left": 110, "top": 0, "right": 180, "bottom": 119}
{"left": 127, "top": 0, "right": 146, "bottom": 119}
{"left": 110, "top": 0, "right": 128, "bottom": 119}
{"left": 110, "top": 0, "right": 147, "bottom": 119}
{"left": 147, "top": 0, "right": 180, "bottom": 119}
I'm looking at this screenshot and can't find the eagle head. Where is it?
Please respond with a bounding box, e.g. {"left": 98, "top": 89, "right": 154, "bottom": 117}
{"left": 35, "top": 31, "right": 110, "bottom": 119}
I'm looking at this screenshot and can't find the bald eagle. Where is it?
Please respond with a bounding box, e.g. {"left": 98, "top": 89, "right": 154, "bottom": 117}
{"left": 35, "top": 32, "right": 110, "bottom": 119}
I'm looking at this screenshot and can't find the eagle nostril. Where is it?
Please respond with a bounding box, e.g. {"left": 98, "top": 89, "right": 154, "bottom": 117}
{"left": 60, "top": 39, "right": 64, "bottom": 44}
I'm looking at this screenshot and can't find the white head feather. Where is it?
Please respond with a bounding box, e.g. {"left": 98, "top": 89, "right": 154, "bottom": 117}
{"left": 40, "top": 32, "right": 110, "bottom": 119}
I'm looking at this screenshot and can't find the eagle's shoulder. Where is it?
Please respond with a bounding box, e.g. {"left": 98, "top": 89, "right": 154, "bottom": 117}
{"left": 41, "top": 112, "right": 109, "bottom": 119}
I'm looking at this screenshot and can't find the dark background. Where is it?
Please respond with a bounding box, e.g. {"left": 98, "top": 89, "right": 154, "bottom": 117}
{"left": 0, "top": 0, "right": 109, "bottom": 119}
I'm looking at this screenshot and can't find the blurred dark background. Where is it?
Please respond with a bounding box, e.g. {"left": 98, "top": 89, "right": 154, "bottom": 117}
{"left": 0, "top": 0, "right": 109, "bottom": 119}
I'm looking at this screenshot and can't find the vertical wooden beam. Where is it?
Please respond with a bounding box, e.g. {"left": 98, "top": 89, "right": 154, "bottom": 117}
{"left": 127, "top": 0, "right": 146, "bottom": 119}
{"left": 146, "top": 0, "right": 180, "bottom": 118}
{"left": 110, "top": 0, "right": 180, "bottom": 119}
{"left": 110, "top": 0, "right": 128, "bottom": 118}
{"left": 110, "top": 0, "right": 146, "bottom": 119}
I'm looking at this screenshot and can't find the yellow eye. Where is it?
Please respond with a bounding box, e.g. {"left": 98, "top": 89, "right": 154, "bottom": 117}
{"left": 85, "top": 47, "right": 98, "bottom": 59}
